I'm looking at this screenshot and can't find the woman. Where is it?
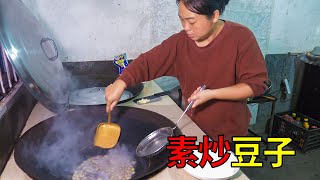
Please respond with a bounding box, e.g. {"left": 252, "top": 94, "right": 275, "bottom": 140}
{"left": 105, "top": 0, "right": 268, "bottom": 147}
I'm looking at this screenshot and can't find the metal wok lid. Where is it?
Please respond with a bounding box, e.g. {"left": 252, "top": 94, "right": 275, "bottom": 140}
{"left": 69, "top": 84, "right": 143, "bottom": 106}
{"left": 0, "top": 0, "right": 69, "bottom": 112}
{"left": 69, "top": 87, "right": 130, "bottom": 106}
{"left": 0, "top": 0, "right": 143, "bottom": 112}
{"left": 14, "top": 106, "right": 182, "bottom": 179}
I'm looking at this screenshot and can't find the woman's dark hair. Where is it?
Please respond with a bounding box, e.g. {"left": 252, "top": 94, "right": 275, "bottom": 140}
{"left": 176, "top": 0, "right": 230, "bottom": 18}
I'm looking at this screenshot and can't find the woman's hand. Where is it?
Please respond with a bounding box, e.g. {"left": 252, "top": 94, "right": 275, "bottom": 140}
{"left": 105, "top": 79, "right": 127, "bottom": 113}
{"left": 187, "top": 83, "right": 255, "bottom": 108}
{"left": 187, "top": 87, "right": 213, "bottom": 108}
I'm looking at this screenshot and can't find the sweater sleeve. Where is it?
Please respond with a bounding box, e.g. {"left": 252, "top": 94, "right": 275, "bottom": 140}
{"left": 117, "top": 33, "right": 180, "bottom": 87}
{"left": 235, "top": 30, "right": 268, "bottom": 97}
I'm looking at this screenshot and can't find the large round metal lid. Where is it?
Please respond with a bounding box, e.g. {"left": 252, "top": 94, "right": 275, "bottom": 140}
{"left": 69, "top": 87, "right": 134, "bottom": 105}
{"left": 0, "top": 0, "right": 69, "bottom": 113}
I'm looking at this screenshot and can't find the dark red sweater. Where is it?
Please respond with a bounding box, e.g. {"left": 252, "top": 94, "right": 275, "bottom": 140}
{"left": 119, "top": 21, "right": 268, "bottom": 141}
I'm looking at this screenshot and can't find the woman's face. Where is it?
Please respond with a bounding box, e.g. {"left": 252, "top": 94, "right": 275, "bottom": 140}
{"left": 178, "top": 3, "right": 219, "bottom": 43}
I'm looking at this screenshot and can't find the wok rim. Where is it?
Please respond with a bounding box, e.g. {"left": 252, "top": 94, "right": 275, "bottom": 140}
{"left": 14, "top": 106, "right": 183, "bottom": 180}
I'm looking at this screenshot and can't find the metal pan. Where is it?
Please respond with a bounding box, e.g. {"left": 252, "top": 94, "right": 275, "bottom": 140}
{"left": 136, "top": 85, "right": 206, "bottom": 158}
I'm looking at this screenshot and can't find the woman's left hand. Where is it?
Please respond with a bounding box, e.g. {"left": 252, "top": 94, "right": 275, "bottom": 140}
{"left": 187, "top": 83, "right": 255, "bottom": 108}
{"left": 187, "top": 88, "right": 214, "bottom": 108}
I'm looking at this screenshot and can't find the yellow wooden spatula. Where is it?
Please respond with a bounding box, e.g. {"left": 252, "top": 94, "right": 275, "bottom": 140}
{"left": 94, "top": 112, "right": 121, "bottom": 148}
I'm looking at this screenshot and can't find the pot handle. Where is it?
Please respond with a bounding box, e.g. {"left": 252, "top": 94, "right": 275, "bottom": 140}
{"left": 40, "top": 38, "right": 58, "bottom": 61}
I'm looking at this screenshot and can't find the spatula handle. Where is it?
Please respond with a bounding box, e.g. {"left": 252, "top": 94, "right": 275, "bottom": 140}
{"left": 108, "top": 113, "right": 111, "bottom": 124}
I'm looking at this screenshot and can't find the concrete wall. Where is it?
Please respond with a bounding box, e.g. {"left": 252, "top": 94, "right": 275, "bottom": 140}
{"left": 21, "top": 0, "right": 320, "bottom": 58}
{"left": 21, "top": 0, "right": 181, "bottom": 62}
{"left": 21, "top": 0, "right": 274, "bottom": 61}
{"left": 268, "top": 0, "right": 320, "bottom": 54}
{"left": 222, "top": 0, "right": 273, "bottom": 55}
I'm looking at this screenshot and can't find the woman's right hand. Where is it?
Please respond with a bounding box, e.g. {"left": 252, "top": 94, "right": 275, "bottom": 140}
{"left": 105, "top": 79, "right": 127, "bottom": 113}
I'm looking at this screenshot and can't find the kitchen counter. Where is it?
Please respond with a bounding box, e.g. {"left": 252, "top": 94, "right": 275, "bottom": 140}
{"left": 1, "top": 81, "right": 249, "bottom": 180}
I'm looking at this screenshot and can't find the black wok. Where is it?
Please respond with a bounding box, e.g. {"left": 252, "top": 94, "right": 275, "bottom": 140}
{"left": 14, "top": 106, "right": 182, "bottom": 179}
